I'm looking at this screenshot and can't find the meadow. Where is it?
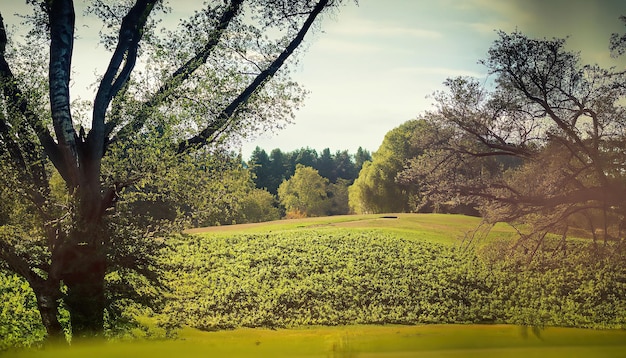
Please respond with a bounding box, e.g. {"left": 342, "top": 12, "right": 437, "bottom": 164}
{"left": 3, "top": 213, "right": 626, "bottom": 357}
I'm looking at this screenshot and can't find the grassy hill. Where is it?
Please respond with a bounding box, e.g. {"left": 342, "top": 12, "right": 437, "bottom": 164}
{"left": 3, "top": 213, "right": 626, "bottom": 357}
{"left": 186, "top": 213, "right": 517, "bottom": 245}
{"left": 162, "top": 213, "right": 625, "bottom": 331}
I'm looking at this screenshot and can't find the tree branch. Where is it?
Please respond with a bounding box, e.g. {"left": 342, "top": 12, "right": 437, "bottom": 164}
{"left": 476, "top": 184, "right": 624, "bottom": 210}
{"left": 0, "top": 110, "right": 28, "bottom": 172}
{"left": 0, "top": 235, "right": 44, "bottom": 287}
{"left": 47, "top": 0, "right": 78, "bottom": 185}
{"left": 0, "top": 13, "right": 63, "bottom": 178}
{"left": 91, "top": 0, "right": 159, "bottom": 159}
{"left": 177, "top": 0, "right": 331, "bottom": 153}
{"left": 109, "top": 0, "right": 245, "bottom": 142}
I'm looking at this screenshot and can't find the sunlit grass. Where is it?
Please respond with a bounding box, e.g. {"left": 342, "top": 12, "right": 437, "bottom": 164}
{"left": 187, "top": 213, "right": 518, "bottom": 245}
{"left": 6, "top": 214, "right": 618, "bottom": 356}
{"left": 6, "top": 324, "right": 626, "bottom": 358}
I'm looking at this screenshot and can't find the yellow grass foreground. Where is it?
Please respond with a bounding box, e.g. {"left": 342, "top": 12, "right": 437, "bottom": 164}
{"left": 6, "top": 324, "right": 626, "bottom": 358}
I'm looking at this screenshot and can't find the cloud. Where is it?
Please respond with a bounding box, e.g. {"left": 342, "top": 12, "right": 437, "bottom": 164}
{"left": 392, "top": 66, "right": 485, "bottom": 78}
{"left": 313, "top": 38, "right": 384, "bottom": 54}
{"left": 327, "top": 19, "right": 443, "bottom": 40}
{"left": 340, "top": 25, "right": 443, "bottom": 40}
{"left": 466, "top": 22, "right": 503, "bottom": 35}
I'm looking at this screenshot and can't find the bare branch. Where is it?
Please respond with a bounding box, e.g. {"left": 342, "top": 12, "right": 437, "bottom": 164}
{"left": 178, "top": 0, "right": 331, "bottom": 152}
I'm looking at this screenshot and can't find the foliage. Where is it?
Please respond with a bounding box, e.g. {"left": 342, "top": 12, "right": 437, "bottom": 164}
{"left": 354, "top": 146, "right": 372, "bottom": 171}
{"left": 248, "top": 147, "right": 273, "bottom": 193}
{"left": 348, "top": 120, "right": 425, "bottom": 214}
{"left": 327, "top": 178, "right": 351, "bottom": 215}
{"left": 0, "top": 0, "right": 342, "bottom": 340}
{"left": 248, "top": 146, "right": 366, "bottom": 195}
{"left": 237, "top": 188, "right": 282, "bottom": 223}
{"left": 161, "top": 227, "right": 626, "bottom": 331}
{"left": 3, "top": 214, "right": 626, "bottom": 349}
{"left": 396, "top": 114, "right": 512, "bottom": 216}
{"left": 277, "top": 164, "right": 330, "bottom": 217}
{"left": 400, "top": 30, "right": 626, "bottom": 252}
{"left": 0, "top": 271, "right": 46, "bottom": 350}
{"left": 248, "top": 147, "right": 367, "bottom": 215}
{"left": 173, "top": 152, "right": 279, "bottom": 227}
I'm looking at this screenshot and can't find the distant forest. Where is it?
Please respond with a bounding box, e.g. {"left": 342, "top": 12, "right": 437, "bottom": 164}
{"left": 247, "top": 146, "right": 372, "bottom": 195}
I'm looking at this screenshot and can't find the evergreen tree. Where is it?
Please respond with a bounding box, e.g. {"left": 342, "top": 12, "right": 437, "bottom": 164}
{"left": 267, "top": 148, "right": 288, "bottom": 194}
{"left": 333, "top": 150, "right": 357, "bottom": 182}
{"left": 316, "top": 148, "right": 335, "bottom": 181}
{"left": 248, "top": 146, "right": 272, "bottom": 190}
{"left": 355, "top": 146, "right": 372, "bottom": 171}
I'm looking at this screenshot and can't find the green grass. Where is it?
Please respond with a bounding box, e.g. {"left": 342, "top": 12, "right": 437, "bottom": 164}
{"left": 187, "top": 213, "right": 518, "bottom": 245}
{"left": 5, "top": 213, "right": 623, "bottom": 355}
{"left": 6, "top": 324, "right": 626, "bottom": 358}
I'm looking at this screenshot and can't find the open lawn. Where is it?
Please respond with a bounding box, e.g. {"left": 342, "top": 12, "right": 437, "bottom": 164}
{"left": 185, "top": 213, "right": 518, "bottom": 245}
{"left": 6, "top": 324, "right": 626, "bottom": 358}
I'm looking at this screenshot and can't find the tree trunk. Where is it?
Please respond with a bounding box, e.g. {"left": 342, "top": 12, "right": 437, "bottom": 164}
{"left": 32, "top": 284, "right": 66, "bottom": 344}
{"left": 60, "top": 205, "right": 108, "bottom": 339}
{"left": 62, "top": 242, "right": 107, "bottom": 339}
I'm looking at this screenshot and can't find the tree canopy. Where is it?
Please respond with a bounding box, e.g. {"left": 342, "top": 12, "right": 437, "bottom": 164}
{"left": 400, "top": 28, "right": 626, "bottom": 254}
{"left": 278, "top": 164, "right": 330, "bottom": 217}
{"left": 0, "top": 0, "right": 344, "bottom": 341}
{"left": 248, "top": 146, "right": 367, "bottom": 194}
{"left": 348, "top": 120, "right": 426, "bottom": 214}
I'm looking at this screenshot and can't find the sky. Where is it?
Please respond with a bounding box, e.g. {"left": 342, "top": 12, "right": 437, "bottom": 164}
{"left": 2, "top": 0, "right": 625, "bottom": 159}
{"left": 245, "top": 0, "right": 626, "bottom": 158}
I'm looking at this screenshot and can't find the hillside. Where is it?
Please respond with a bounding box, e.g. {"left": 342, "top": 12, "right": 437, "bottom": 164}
{"left": 163, "top": 214, "right": 625, "bottom": 331}
{"left": 185, "top": 213, "right": 516, "bottom": 245}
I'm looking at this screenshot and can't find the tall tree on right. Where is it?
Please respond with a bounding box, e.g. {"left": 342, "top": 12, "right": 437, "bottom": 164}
{"left": 401, "top": 28, "right": 626, "bottom": 253}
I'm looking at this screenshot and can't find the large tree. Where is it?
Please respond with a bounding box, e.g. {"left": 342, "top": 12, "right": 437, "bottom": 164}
{"left": 396, "top": 115, "right": 489, "bottom": 215}
{"left": 278, "top": 164, "right": 330, "bottom": 217}
{"left": 0, "top": 0, "right": 342, "bottom": 340}
{"left": 278, "top": 164, "right": 331, "bottom": 217}
{"left": 348, "top": 119, "right": 427, "bottom": 214}
{"left": 401, "top": 29, "right": 626, "bottom": 253}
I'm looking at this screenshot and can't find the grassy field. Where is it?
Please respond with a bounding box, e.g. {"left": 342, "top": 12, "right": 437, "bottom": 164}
{"left": 185, "top": 213, "right": 517, "bottom": 245}
{"left": 6, "top": 324, "right": 626, "bottom": 358}
{"left": 4, "top": 214, "right": 625, "bottom": 356}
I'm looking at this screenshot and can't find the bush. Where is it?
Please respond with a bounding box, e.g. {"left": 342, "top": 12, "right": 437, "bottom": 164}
{"left": 0, "top": 271, "right": 46, "bottom": 350}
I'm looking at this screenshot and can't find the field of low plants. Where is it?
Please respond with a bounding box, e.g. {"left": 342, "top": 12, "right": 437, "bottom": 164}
{"left": 162, "top": 214, "right": 626, "bottom": 331}
{"left": 2, "top": 214, "right": 626, "bottom": 356}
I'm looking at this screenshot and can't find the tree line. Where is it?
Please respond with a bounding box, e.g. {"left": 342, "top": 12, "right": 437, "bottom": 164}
{"left": 246, "top": 146, "right": 371, "bottom": 217}
{"left": 247, "top": 146, "right": 372, "bottom": 218}
{"left": 248, "top": 146, "right": 371, "bottom": 194}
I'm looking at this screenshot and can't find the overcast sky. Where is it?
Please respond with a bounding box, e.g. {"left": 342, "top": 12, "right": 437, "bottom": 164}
{"left": 2, "top": 1, "right": 625, "bottom": 158}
